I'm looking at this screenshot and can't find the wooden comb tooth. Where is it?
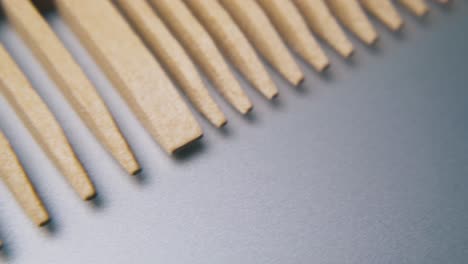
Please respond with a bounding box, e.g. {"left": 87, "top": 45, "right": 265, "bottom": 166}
{"left": 398, "top": 0, "right": 429, "bottom": 17}
{"left": 257, "top": 0, "right": 329, "bottom": 72}
{"left": 149, "top": 0, "right": 253, "bottom": 114}
{"left": 327, "top": 0, "right": 379, "bottom": 45}
{"left": 360, "top": 0, "right": 404, "bottom": 31}
{"left": 55, "top": 0, "right": 203, "bottom": 154}
{"left": 220, "top": 0, "right": 304, "bottom": 86}
{"left": 1, "top": 0, "right": 140, "bottom": 175}
{"left": 116, "top": 0, "right": 227, "bottom": 128}
{"left": 0, "top": 44, "right": 96, "bottom": 200}
{"left": 0, "top": 131, "right": 49, "bottom": 226}
{"left": 184, "top": 0, "right": 279, "bottom": 100}
{"left": 293, "top": 0, "right": 354, "bottom": 58}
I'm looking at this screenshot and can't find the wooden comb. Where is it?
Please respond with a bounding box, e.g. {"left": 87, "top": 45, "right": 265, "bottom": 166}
{"left": 0, "top": 0, "right": 453, "bottom": 241}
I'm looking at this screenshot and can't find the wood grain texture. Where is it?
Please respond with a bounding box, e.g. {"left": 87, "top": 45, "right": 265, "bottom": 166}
{"left": 185, "top": 0, "right": 278, "bottom": 100}
{"left": 55, "top": 0, "right": 203, "bottom": 154}
{"left": 360, "top": 0, "right": 403, "bottom": 31}
{"left": 116, "top": 0, "right": 226, "bottom": 128}
{"left": 1, "top": 0, "right": 140, "bottom": 175}
{"left": 257, "top": 0, "right": 329, "bottom": 72}
{"left": 293, "top": 0, "right": 354, "bottom": 58}
{"left": 327, "top": 0, "right": 379, "bottom": 45}
{"left": 0, "top": 131, "right": 49, "bottom": 226}
{"left": 220, "top": 0, "right": 304, "bottom": 86}
{"left": 0, "top": 44, "right": 95, "bottom": 200}
{"left": 398, "top": 0, "right": 429, "bottom": 16}
{"left": 150, "top": 0, "right": 253, "bottom": 114}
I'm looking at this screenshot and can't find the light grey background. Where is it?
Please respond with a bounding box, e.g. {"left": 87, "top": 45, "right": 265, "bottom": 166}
{"left": 0, "top": 2, "right": 467, "bottom": 264}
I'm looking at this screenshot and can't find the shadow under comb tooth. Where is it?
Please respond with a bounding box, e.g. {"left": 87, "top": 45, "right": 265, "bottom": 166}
{"left": 116, "top": 0, "right": 227, "bottom": 128}
{"left": 398, "top": 0, "right": 430, "bottom": 17}
{"left": 0, "top": 44, "right": 96, "bottom": 200}
{"left": 149, "top": 0, "right": 252, "bottom": 114}
{"left": 0, "top": 131, "right": 49, "bottom": 226}
{"left": 1, "top": 0, "right": 140, "bottom": 175}
{"left": 220, "top": 0, "right": 303, "bottom": 86}
{"left": 327, "top": 0, "right": 379, "bottom": 45}
{"left": 293, "top": 0, "right": 354, "bottom": 58}
{"left": 185, "top": 0, "right": 278, "bottom": 100}
{"left": 55, "top": 0, "right": 203, "bottom": 154}
{"left": 257, "top": 0, "right": 329, "bottom": 72}
{"left": 361, "top": 0, "right": 404, "bottom": 31}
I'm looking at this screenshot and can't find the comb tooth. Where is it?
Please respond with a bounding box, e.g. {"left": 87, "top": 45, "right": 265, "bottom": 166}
{"left": 220, "top": 0, "right": 304, "bottom": 86}
{"left": 149, "top": 0, "right": 253, "bottom": 114}
{"left": 398, "top": 0, "right": 429, "bottom": 16}
{"left": 257, "top": 0, "right": 329, "bottom": 72}
{"left": 327, "top": 0, "right": 379, "bottom": 45}
{"left": 1, "top": 0, "right": 140, "bottom": 175}
{"left": 360, "top": 0, "right": 404, "bottom": 31}
{"left": 0, "top": 131, "right": 49, "bottom": 226}
{"left": 55, "top": 0, "right": 203, "bottom": 154}
{"left": 0, "top": 44, "right": 96, "bottom": 200}
{"left": 185, "top": 0, "right": 279, "bottom": 100}
{"left": 293, "top": 0, "right": 354, "bottom": 58}
{"left": 116, "top": 0, "right": 227, "bottom": 128}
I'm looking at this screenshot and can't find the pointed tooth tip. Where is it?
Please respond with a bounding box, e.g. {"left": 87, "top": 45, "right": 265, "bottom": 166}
{"left": 390, "top": 20, "right": 404, "bottom": 32}
{"left": 214, "top": 118, "right": 228, "bottom": 128}
{"left": 130, "top": 167, "right": 143, "bottom": 176}
{"left": 293, "top": 75, "right": 305, "bottom": 87}
{"left": 267, "top": 90, "right": 279, "bottom": 100}
{"left": 341, "top": 47, "right": 355, "bottom": 59}
{"left": 241, "top": 104, "right": 254, "bottom": 115}
{"left": 317, "top": 61, "right": 331, "bottom": 73}
{"left": 83, "top": 190, "right": 98, "bottom": 201}
{"left": 366, "top": 34, "right": 379, "bottom": 46}
{"left": 38, "top": 216, "right": 51, "bottom": 227}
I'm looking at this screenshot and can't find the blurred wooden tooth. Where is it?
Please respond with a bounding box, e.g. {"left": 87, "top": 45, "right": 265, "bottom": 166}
{"left": 293, "top": 0, "right": 353, "bottom": 58}
{"left": 0, "top": 131, "right": 49, "bottom": 226}
{"left": 327, "top": 0, "right": 379, "bottom": 45}
{"left": 1, "top": 0, "right": 140, "bottom": 175}
{"left": 185, "top": 0, "right": 278, "bottom": 99}
{"left": 360, "top": 0, "right": 404, "bottom": 31}
{"left": 56, "top": 0, "right": 203, "bottom": 153}
{"left": 398, "top": 0, "right": 429, "bottom": 16}
{"left": 0, "top": 44, "right": 95, "bottom": 200}
{"left": 220, "top": 0, "right": 304, "bottom": 86}
{"left": 150, "top": 0, "right": 252, "bottom": 114}
{"left": 116, "top": 0, "right": 227, "bottom": 128}
{"left": 257, "top": 0, "right": 329, "bottom": 72}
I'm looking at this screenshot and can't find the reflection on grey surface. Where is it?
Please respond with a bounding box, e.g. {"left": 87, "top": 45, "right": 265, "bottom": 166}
{"left": 0, "top": 2, "right": 467, "bottom": 264}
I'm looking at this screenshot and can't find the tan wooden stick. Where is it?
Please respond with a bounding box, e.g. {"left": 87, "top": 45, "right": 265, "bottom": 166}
{"left": 0, "top": 44, "right": 95, "bottom": 200}
{"left": 257, "top": 0, "right": 329, "bottom": 72}
{"left": 360, "top": 0, "right": 404, "bottom": 31}
{"left": 1, "top": 0, "right": 140, "bottom": 175}
{"left": 293, "top": 0, "right": 354, "bottom": 58}
{"left": 149, "top": 0, "right": 253, "bottom": 114}
{"left": 55, "top": 0, "right": 203, "bottom": 153}
{"left": 184, "top": 0, "right": 279, "bottom": 100}
{"left": 220, "top": 0, "right": 304, "bottom": 86}
{"left": 327, "top": 0, "right": 379, "bottom": 45}
{"left": 116, "top": 0, "right": 226, "bottom": 128}
{"left": 0, "top": 131, "right": 49, "bottom": 226}
{"left": 398, "top": 0, "right": 429, "bottom": 17}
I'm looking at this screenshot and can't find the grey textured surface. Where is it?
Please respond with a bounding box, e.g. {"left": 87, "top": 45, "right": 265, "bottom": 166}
{"left": 0, "top": 2, "right": 467, "bottom": 264}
